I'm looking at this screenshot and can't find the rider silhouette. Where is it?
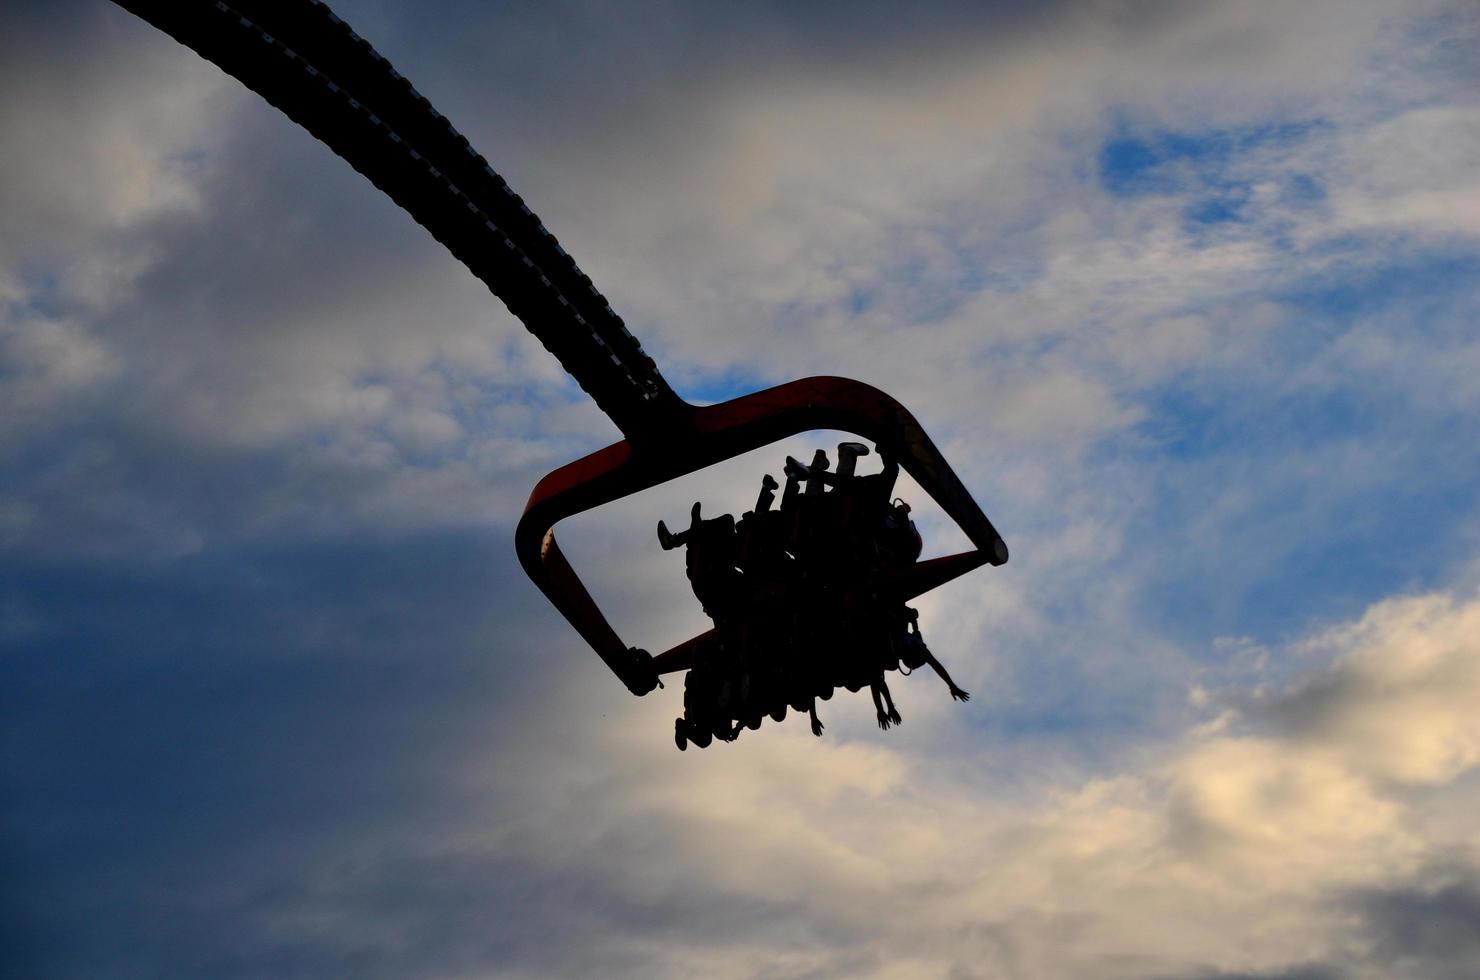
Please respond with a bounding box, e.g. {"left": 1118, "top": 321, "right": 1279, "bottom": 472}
{"left": 665, "top": 443, "right": 969, "bottom": 749}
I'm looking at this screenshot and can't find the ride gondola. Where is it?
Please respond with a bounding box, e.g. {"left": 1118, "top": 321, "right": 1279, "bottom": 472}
{"left": 110, "top": 0, "right": 1009, "bottom": 746}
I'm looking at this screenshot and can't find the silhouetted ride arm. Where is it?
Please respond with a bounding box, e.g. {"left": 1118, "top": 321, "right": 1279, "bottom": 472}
{"left": 112, "top": 0, "right": 1010, "bottom": 702}
{"left": 112, "top": 0, "right": 678, "bottom": 436}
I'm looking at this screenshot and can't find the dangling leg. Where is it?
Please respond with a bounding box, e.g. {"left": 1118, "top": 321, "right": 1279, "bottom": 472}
{"left": 880, "top": 676, "right": 902, "bottom": 726}
{"left": 871, "top": 682, "right": 892, "bottom": 730}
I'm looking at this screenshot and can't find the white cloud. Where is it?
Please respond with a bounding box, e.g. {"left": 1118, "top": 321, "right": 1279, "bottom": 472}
{"left": 1264, "top": 591, "right": 1480, "bottom": 786}
{"left": 421, "top": 581, "right": 1480, "bottom": 978}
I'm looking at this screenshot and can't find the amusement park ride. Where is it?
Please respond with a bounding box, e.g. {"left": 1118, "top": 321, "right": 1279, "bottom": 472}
{"left": 114, "top": 0, "right": 1010, "bottom": 748}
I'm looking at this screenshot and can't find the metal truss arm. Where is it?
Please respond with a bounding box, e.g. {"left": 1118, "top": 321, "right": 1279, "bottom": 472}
{"left": 112, "top": 0, "right": 680, "bottom": 436}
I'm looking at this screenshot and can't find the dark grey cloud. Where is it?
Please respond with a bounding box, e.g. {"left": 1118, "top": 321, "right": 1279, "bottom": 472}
{"left": 1348, "top": 875, "right": 1480, "bottom": 980}
{"left": 1, "top": 530, "right": 573, "bottom": 979}
{"left": 1154, "top": 870, "right": 1480, "bottom": 980}
{"left": 1159, "top": 968, "right": 1343, "bottom": 980}
{"left": 0, "top": 518, "right": 863, "bottom": 979}
{"left": 334, "top": 0, "right": 1075, "bottom": 121}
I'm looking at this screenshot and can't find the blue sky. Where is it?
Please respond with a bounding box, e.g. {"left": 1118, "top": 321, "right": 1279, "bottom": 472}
{"left": 4, "top": 1, "right": 1480, "bottom": 977}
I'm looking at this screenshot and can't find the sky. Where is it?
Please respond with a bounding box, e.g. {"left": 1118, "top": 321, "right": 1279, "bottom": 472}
{"left": 3, "top": 1, "right": 1479, "bottom": 977}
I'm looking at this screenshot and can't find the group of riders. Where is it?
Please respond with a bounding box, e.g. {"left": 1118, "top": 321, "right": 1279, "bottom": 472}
{"left": 660, "top": 442, "right": 970, "bottom": 750}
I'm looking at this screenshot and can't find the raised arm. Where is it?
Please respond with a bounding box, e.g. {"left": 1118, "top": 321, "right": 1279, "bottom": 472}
{"left": 924, "top": 651, "right": 970, "bottom": 702}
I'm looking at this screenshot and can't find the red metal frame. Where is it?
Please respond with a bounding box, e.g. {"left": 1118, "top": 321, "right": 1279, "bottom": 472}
{"left": 516, "top": 376, "right": 1008, "bottom": 695}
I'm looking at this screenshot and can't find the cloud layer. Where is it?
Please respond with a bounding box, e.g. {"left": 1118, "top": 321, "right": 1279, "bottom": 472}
{"left": 4, "top": 1, "right": 1479, "bottom": 977}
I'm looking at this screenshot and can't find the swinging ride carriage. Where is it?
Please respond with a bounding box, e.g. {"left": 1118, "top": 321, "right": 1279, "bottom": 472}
{"left": 113, "top": 0, "right": 1009, "bottom": 748}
